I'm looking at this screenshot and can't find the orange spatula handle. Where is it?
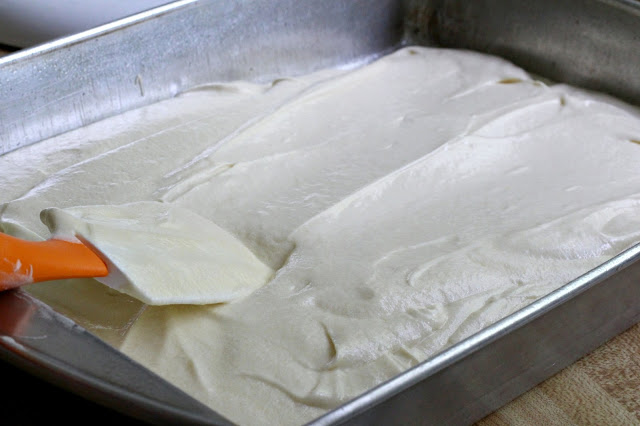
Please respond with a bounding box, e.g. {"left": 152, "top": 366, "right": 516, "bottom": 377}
{"left": 0, "top": 233, "right": 108, "bottom": 290}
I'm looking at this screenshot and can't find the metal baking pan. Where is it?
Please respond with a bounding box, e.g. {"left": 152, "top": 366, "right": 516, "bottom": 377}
{"left": 1, "top": 0, "right": 640, "bottom": 424}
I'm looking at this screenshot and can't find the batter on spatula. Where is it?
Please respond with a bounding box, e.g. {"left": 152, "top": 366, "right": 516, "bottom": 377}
{"left": 39, "top": 201, "right": 273, "bottom": 305}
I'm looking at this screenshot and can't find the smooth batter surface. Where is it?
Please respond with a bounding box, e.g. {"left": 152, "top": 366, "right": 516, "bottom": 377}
{"left": 2, "top": 46, "right": 640, "bottom": 425}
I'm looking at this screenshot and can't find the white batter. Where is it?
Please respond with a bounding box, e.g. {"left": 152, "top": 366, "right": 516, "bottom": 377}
{"left": 2, "top": 46, "right": 640, "bottom": 425}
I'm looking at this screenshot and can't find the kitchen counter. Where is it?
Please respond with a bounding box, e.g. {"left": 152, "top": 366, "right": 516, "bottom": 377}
{"left": 1, "top": 45, "right": 639, "bottom": 425}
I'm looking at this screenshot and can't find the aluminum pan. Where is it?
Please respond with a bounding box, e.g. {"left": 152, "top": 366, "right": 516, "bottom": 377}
{"left": 1, "top": 0, "right": 640, "bottom": 424}
{"left": 415, "top": 0, "right": 640, "bottom": 107}
{"left": 0, "top": 0, "right": 404, "bottom": 155}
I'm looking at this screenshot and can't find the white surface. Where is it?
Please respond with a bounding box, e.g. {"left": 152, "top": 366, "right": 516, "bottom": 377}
{"left": 0, "top": 0, "right": 172, "bottom": 47}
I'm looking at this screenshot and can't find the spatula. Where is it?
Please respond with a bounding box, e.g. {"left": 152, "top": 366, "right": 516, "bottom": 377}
{"left": 0, "top": 233, "right": 108, "bottom": 290}
{"left": 0, "top": 201, "right": 274, "bottom": 305}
